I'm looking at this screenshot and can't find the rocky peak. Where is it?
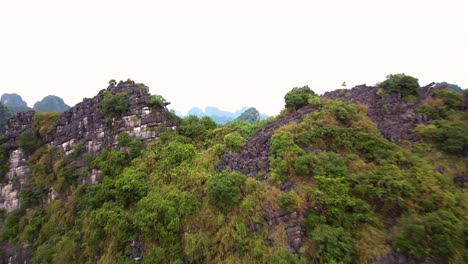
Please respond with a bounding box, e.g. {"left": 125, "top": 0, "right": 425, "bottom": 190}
{"left": 1, "top": 81, "right": 178, "bottom": 212}
{"left": 323, "top": 83, "right": 435, "bottom": 142}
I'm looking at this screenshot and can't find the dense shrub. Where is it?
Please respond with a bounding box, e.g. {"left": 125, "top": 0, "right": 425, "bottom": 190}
{"left": 114, "top": 168, "right": 148, "bottom": 207}
{"left": 269, "top": 250, "right": 306, "bottom": 264}
{"left": 101, "top": 91, "right": 129, "bottom": 118}
{"left": 310, "top": 224, "right": 356, "bottom": 263}
{"left": 92, "top": 150, "right": 127, "bottom": 177}
{"left": 381, "top": 73, "right": 420, "bottom": 98}
{"left": 278, "top": 191, "right": 297, "bottom": 210}
{"left": 284, "top": 86, "right": 316, "bottom": 110}
{"left": 164, "top": 141, "right": 197, "bottom": 165}
{"left": 19, "top": 189, "right": 42, "bottom": 208}
{"left": 178, "top": 115, "right": 217, "bottom": 143}
{"left": 147, "top": 95, "right": 168, "bottom": 109}
{"left": 415, "top": 120, "right": 468, "bottom": 155}
{"left": 224, "top": 133, "right": 246, "bottom": 152}
{"left": 311, "top": 176, "right": 372, "bottom": 228}
{"left": 1, "top": 210, "right": 23, "bottom": 241}
{"left": 0, "top": 142, "right": 9, "bottom": 181}
{"left": 353, "top": 164, "right": 414, "bottom": 214}
{"left": 207, "top": 170, "right": 246, "bottom": 211}
{"left": 417, "top": 89, "right": 463, "bottom": 119}
{"left": 394, "top": 210, "right": 465, "bottom": 262}
{"left": 18, "top": 129, "right": 42, "bottom": 154}
{"left": 117, "top": 132, "right": 144, "bottom": 159}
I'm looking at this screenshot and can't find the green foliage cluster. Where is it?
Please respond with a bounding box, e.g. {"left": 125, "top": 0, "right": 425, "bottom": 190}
{"left": 207, "top": 170, "right": 246, "bottom": 211}
{"left": 0, "top": 103, "right": 11, "bottom": 134}
{"left": 269, "top": 98, "right": 466, "bottom": 263}
{"left": 417, "top": 88, "right": 464, "bottom": 119}
{"left": 18, "top": 129, "right": 42, "bottom": 154}
{"left": 101, "top": 91, "right": 129, "bottom": 118}
{"left": 284, "top": 85, "right": 316, "bottom": 110}
{"left": 177, "top": 115, "right": 217, "bottom": 145}
{"left": 0, "top": 139, "right": 9, "bottom": 182}
{"left": 416, "top": 88, "right": 467, "bottom": 155}
{"left": 380, "top": 73, "right": 420, "bottom": 99}
{"left": 18, "top": 112, "right": 60, "bottom": 155}
{"left": 146, "top": 95, "right": 168, "bottom": 109}
{"left": 224, "top": 132, "right": 246, "bottom": 152}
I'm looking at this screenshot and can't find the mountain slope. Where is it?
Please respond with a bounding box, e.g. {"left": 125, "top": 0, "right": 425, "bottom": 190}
{"left": 0, "top": 78, "right": 466, "bottom": 264}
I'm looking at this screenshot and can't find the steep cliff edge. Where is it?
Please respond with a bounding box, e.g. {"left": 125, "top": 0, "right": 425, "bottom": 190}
{"left": 0, "top": 81, "right": 178, "bottom": 213}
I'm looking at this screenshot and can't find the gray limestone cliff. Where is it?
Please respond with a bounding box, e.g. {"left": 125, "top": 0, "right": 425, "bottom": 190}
{"left": 0, "top": 81, "right": 178, "bottom": 213}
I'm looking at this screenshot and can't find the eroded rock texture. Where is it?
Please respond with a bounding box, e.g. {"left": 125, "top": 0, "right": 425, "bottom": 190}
{"left": 323, "top": 84, "right": 435, "bottom": 142}
{"left": 0, "top": 82, "right": 177, "bottom": 213}
{"left": 216, "top": 105, "right": 318, "bottom": 176}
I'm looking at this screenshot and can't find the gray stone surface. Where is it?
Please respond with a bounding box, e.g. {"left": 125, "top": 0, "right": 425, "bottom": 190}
{"left": 1, "top": 82, "right": 178, "bottom": 212}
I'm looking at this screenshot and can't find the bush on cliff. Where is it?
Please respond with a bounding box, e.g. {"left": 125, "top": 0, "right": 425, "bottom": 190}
{"left": 101, "top": 91, "right": 129, "bottom": 118}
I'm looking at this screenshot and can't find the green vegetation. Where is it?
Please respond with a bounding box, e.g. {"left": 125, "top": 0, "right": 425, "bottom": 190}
{"left": 0, "top": 103, "right": 11, "bottom": 134}
{"left": 284, "top": 85, "right": 315, "bottom": 110}
{"left": 380, "top": 73, "right": 420, "bottom": 99}
{"left": 416, "top": 88, "right": 468, "bottom": 154}
{"left": 147, "top": 95, "right": 168, "bottom": 109}
{"left": 18, "top": 129, "right": 42, "bottom": 154}
{"left": 0, "top": 138, "right": 9, "bottom": 181}
{"left": 101, "top": 91, "right": 129, "bottom": 118}
{"left": 0, "top": 83, "right": 466, "bottom": 263}
{"left": 207, "top": 170, "right": 246, "bottom": 211}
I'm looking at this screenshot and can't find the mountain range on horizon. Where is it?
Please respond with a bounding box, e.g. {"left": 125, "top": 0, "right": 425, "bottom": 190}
{"left": 175, "top": 106, "right": 269, "bottom": 124}
{"left": 0, "top": 92, "right": 269, "bottom": 126}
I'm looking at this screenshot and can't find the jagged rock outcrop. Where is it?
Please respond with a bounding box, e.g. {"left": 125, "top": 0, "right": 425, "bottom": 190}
{"left": 217, "top": 84, "right": 444, "bottom": 257}
{"left": 216, "top": 105, "right": 318, "bottom": 176}
{"left": 0, "top": 82, "right": 177, "bottom": 213}
{"left": 51, "top": 83, "right": 176, "bottom": 155}
{"left": 323, "top": 84, "right": 435, "bottom": 142}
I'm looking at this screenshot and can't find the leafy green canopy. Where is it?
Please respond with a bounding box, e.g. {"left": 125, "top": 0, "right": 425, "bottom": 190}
{"left": 207, "top": 170, "right": 246, "bottom": 211}
{"left": 381, "top": 73, "right": 420, "bottom": 98}
{"left": 284, "top": 85, "right": 316, "bottom": 110}
{"left": 101, "top": 91, "right": 129, "bottom": 118}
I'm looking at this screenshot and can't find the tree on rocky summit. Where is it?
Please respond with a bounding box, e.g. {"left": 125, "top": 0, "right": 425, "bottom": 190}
{"left": 381, "top": 74, "right": 420, "bottom": 98}
{"left": 284, "top": 86, "right": 316, "bottom": 110}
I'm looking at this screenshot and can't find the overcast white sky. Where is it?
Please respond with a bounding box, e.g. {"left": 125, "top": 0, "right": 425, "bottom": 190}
{"left": 0, "top": 0, "right": 467, "bottom": 115}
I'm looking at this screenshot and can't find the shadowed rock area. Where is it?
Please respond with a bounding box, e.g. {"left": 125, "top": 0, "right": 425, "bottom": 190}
{"left": 216, "top": 105, "right": 318, "bottom": 176}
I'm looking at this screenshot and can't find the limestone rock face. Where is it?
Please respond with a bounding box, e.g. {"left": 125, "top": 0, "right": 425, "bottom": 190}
{"left": 0, "top": 82, "right": 178, "bottom": 213}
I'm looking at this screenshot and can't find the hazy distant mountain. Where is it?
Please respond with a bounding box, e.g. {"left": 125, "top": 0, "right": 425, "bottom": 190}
{"left": 235, "top": 107, "right": 260, "bottom": 123}
{"left": 433, "top": 82, "right": 463, "bottom": 93}
{"left": 0, "top": 93, "right": 31, "bottom": 113}
{"left": 187, "top": 107, "right": 204, "bottom": 118}
{"left": 33, "top": 95, "right": 70, "bottom": 113}
{"left": 180, "top": 106, "right": 268, "bottom": 124}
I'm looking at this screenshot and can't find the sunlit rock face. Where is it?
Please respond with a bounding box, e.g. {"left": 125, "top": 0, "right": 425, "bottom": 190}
{"left": 0, "top": 81, "right": 178, "bottom": 212}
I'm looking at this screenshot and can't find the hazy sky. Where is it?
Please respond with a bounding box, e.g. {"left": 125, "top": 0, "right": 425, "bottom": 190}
{"left": 0, "top": 0, "right": 467, "bottom": 115}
